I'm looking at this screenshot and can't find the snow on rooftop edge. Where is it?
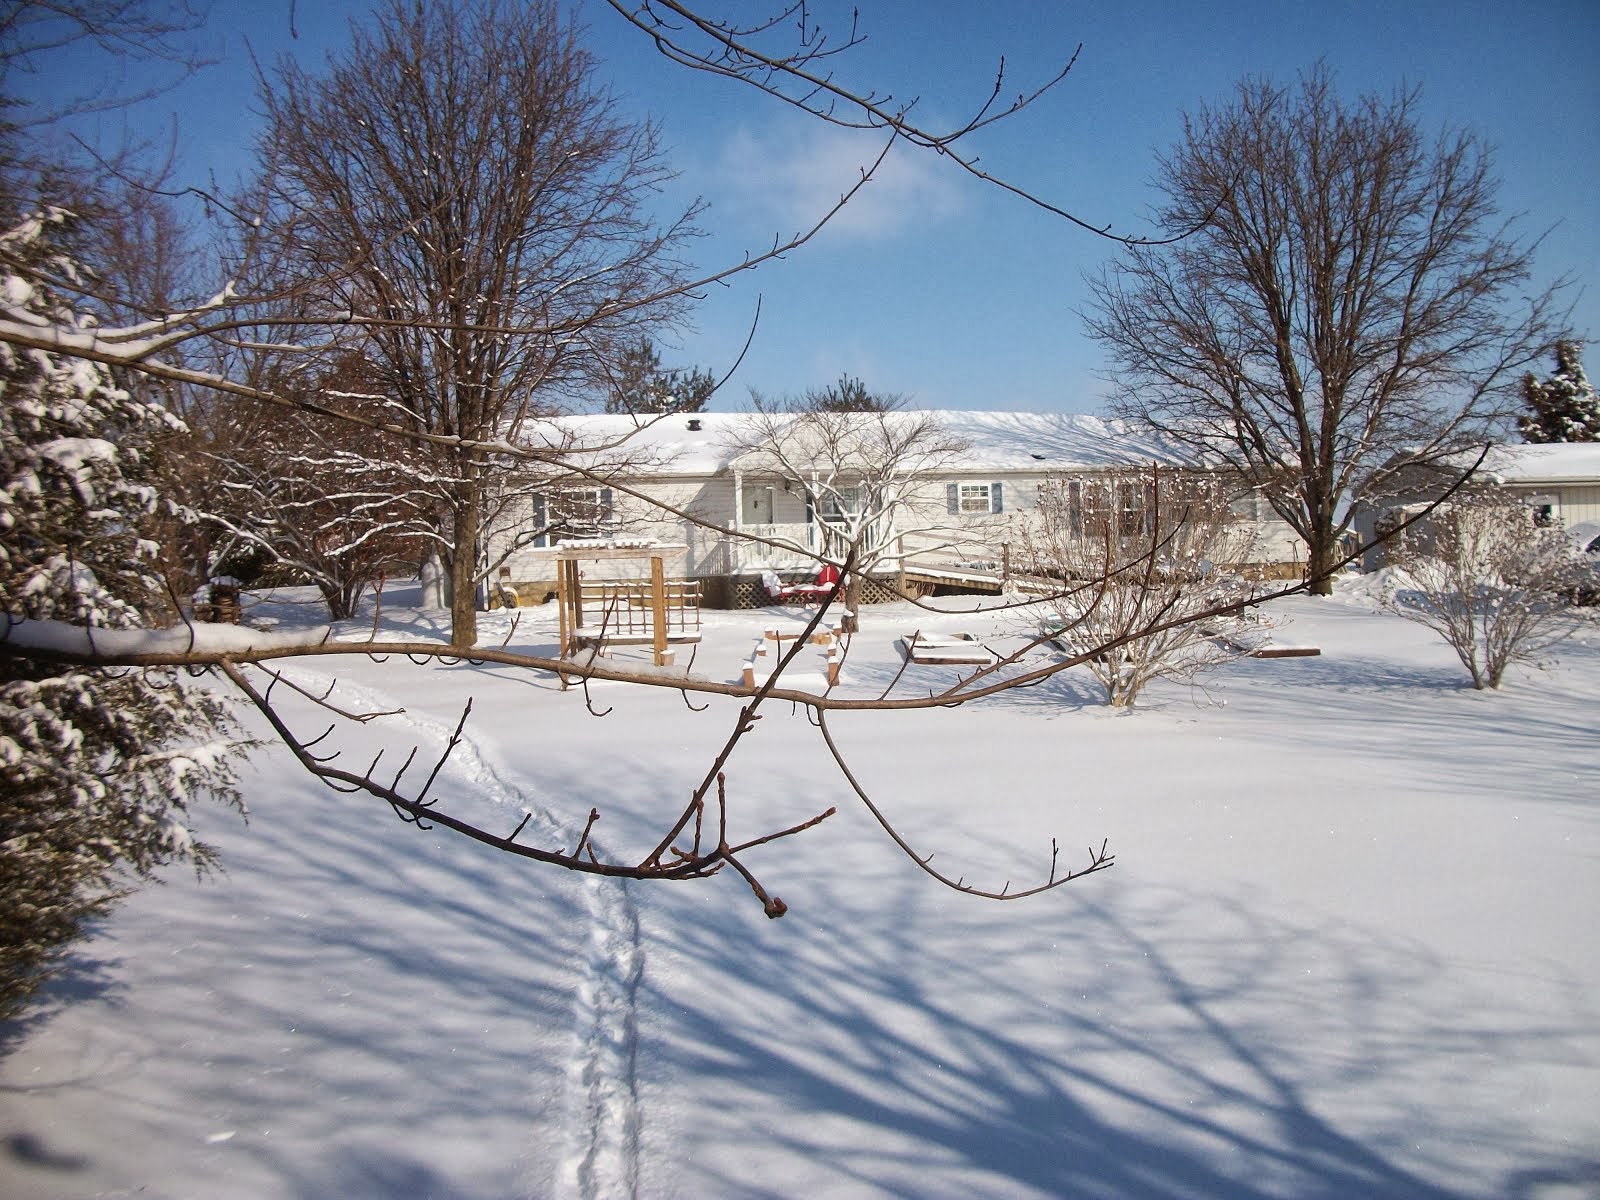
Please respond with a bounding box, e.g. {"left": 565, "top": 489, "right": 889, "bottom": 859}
{"left": 517, "top": 410, "right": 1196, "bottom": 476}
{"left": 1460, "top": 441, "right": 1600, "bottom": 484}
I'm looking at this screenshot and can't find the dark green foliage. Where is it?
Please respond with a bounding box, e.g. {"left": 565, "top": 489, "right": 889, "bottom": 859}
{"left": 605, "top": 338, "right": 715, "bottom": 413}
{"left": 1519, "top": 340, "right": 1599, "bottom": 443}
{"left": 804, "top": 372, "right": 902, "bottom": 413}
{"left": 1, "top": 209, "right": 240, "bottom": 1021}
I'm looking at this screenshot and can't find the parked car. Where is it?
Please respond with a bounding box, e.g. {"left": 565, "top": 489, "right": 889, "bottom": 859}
{"left": 1563, "top": 520, "right": 1600, "bottom": 604}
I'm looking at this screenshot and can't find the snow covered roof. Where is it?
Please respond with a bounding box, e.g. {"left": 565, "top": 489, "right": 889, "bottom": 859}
{"left": 517, "top": 411, "right": 1195, "bottom": 478}
{"left": 1445, "top": 442, "right": 1600, "bottom": 486}
{"left": 927, "top": 412, "right": 1192, "bottom": 472}
{"left": 516, "top": 412, "right": 755, "bottom": 475}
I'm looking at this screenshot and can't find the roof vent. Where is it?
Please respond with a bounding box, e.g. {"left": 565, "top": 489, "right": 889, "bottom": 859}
{"left": 687, "top": 417, "right": 703, "bottom": 432}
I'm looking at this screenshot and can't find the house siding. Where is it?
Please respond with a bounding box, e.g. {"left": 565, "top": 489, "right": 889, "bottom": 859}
{"left": 1510, "top": 482, "right": 1600, "bottom": 527}
{"left": 484, "top": 413, "right": 1319, "bottom": 605}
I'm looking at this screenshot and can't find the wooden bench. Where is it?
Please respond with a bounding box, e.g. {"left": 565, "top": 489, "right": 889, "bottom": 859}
{"left": 900, "top": 631, "right": 997, "bottom": 666}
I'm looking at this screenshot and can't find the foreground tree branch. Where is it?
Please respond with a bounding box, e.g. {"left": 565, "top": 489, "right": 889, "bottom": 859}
{"left": 606, "top": 0, "right": 1207, "bottom": 243}
{"left": 218, "top": 658, "right": 833, "bottom": 911}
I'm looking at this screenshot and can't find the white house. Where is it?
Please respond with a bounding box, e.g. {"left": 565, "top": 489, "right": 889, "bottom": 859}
{"left": 486, "top": 410, "right": 1308, "bottom": 607}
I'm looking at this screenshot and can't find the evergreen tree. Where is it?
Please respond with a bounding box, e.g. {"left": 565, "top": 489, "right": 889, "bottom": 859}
{"left": 803, "top": 372, "right": 903, "bottom": 413}
{"left": 1, "top": 208, "right": 241, "bottom": 1020}
{"left": 1519, "top": 340, "right": 1600, "bottom": 443}
{"left": 605, "top": 337, "right": 715, "bottom": 413}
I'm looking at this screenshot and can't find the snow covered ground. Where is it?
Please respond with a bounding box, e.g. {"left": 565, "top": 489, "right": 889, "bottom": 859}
{"left": 2, "top": 579, "right": 1598, "bottom": 1199}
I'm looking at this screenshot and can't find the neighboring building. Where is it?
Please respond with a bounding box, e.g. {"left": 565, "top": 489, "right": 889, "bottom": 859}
{"left": 486, "top": 410, "right": 1309, "bottom": 607}
{"left": 1458, "top": 443, "right": 1600, "bottom": 529}
{"left": 1361, "top": 442, "right": 1600, "bottom": 567}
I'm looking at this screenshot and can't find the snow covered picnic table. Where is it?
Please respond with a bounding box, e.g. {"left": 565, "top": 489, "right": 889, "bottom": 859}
{"left": 899, "top": 630, "right": 998, "bottom": 665}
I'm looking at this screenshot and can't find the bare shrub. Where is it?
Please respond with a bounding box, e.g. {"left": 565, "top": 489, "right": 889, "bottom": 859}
{"left": 1020, "top": 466, "right": 1263, "bottom": 707}
{"left": 1382, "top": 490, "right": 1578, "bottom": 689}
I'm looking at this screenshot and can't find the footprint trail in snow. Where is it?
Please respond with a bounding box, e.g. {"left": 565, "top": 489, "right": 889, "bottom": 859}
{"left": 280, "top": 667, "right": 643, "bottom": 1199}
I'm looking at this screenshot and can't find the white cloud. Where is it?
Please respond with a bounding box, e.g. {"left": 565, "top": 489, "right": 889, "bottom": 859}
{"left": 708, "top": 120, "right": 969, "bottom": 240}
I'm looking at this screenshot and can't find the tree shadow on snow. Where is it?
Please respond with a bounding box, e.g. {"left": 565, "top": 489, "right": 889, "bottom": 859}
{"left": 637, "top": 869, "right": 1598, "bottom": 1199}
{"left": 0, "top": 760, "right": 600, "bottom": 1200}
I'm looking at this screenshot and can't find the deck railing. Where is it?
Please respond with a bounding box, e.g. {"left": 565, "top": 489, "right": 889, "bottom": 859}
{"left": 733, "top": 521, "right": 894, "bottom": 571}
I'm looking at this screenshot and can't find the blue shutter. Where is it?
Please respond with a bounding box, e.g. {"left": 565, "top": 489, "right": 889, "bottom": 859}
{"left": 947, "top": 483, "right": 960, "bottom": 514}
{"left": 990, "top": 481, "right": 1004, "bottom": 514}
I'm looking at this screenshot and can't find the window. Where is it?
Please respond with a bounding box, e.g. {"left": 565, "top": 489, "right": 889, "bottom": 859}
{"left": 816, "top": 485, "right": 862, "bottom": 521}
{"left": 1057, "top": 472, "right": 1222, "bottom": 539}
{"left": 1062, "top": 478, "right": 1111, "bottom": 535}
{"left": 531, "top": 487, "right": 615, "bottom": 546}
{"left": 946, "top": 481, "right": 1004, "bottom": 515}
{"left": 1116, "top": 481, "right": 1147, "bottom": 537}
{"left": 1525, "top": 493, "right": 1559, "bottom": 528}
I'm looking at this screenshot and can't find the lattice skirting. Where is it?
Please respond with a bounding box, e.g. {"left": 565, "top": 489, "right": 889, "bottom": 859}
{"left": 500, "top": 572, "right": 907, "bottom": 611}
{"left": 724, "top": 573, "right": 903, "bottom": 610}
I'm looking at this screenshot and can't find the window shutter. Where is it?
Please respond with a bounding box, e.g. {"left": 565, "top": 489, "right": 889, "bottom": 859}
{"left": 600, "top": 487, "right": 614, "bottom": 522}
{"left": 990, "top": 481, "right": 1004, "bottom": 514}
{"left": 947, "top": 483, "right": 960, "bottom": 514}
{"left": 531, "top": 494, "right": 547, "bottom": 548}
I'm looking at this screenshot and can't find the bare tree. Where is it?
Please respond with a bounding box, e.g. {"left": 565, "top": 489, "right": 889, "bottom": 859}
{"left": 1382, "top": 488, "right": 1577, "bottom": 689}
{"left": 1086, "top": 63, "right": 1565, "bottom": 596}
{"left": 256, "top": 0, "right": 701, "bottom": 647}
{"left": 200, "top": 360, "right": 436, "bottom": 621}
{"left": 734, "top": 398, "right": 967, "bottom": 620}
{"left": 0, "top": 0, "right": 209, "bottom": 139}
{"left": 1019, "top": 466, "right": 1262, "bottom": 706}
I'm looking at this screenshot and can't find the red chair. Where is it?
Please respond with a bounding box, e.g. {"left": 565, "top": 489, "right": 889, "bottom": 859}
{"left": 760, "top": 566, "right": 840, "bottom": 605}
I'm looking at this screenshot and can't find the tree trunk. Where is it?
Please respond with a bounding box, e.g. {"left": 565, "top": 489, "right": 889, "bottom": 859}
{"left": 841, "top": 573, "right": 862, "bottom": 634}
{"left": 450, "top": 500, "right": 480, "bottom": 649}
{"left": 1305, "top": 527, "right": 1339, "bottom": 597}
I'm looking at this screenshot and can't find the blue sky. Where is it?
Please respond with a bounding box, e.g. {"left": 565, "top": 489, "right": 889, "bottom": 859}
{"left": 36, "top": 0, "right": 1600, "bottom": 413}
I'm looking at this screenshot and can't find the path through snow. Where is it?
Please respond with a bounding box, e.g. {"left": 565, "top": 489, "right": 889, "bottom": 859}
{"left": 284, "top": 664, "right": 644, "bottom": 1200}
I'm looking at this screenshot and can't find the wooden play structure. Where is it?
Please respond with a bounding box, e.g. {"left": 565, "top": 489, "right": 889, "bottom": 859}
{"left": 555, "top": 542, "right": 701, "bottom": 667}
{"left": 741, "top": 623, "right": 843, "bottom": 688}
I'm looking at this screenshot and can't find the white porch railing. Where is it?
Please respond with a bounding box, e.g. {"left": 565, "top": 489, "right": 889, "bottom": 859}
{"left": 734, "top": 522, "right": 818, "bottom": 570}
{"left": 732, "top": 521, "right": 897, "bottom": 572}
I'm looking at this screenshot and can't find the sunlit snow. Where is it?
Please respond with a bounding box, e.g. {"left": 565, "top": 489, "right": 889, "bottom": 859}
{"left": 1, "top": 578, "right": 1596, "bottom": 1199}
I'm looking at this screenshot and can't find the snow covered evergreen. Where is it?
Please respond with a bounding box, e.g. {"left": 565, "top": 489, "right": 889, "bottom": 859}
{"left": 1519, "top": 340, "right": 1600, "bottom": 443}
{"left": 0, "top": 208, "right": 240, "bottom": 1019}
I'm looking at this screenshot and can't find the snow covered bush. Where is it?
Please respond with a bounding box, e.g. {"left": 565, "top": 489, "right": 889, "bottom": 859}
{"left": 1, "top": 209, "right": 240, "bottom": 1020}
{"left": 1020, "top": 466, "right": 1263, "bottom": 707}
{"left": 1381, "top": 489, "right": 1578, "bottom": 689}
